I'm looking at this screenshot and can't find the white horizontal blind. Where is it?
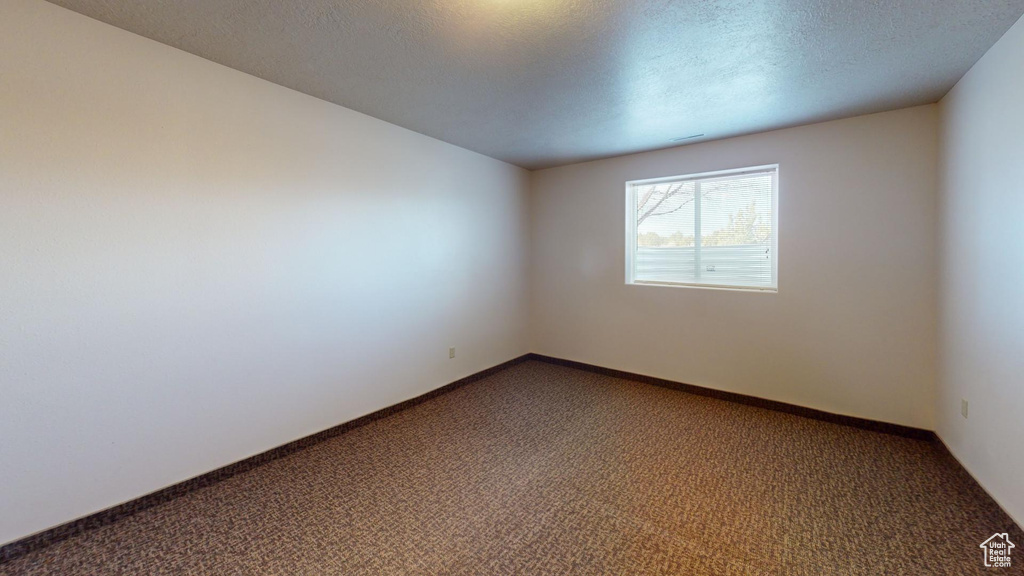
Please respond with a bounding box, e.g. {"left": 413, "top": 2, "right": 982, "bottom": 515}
{"left": 629, "top": 167, "right": 776, "bottom": 290}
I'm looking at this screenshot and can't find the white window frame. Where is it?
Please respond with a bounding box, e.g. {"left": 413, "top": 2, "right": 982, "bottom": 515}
{"left": 625, "top": 164, "right": 779, "bottom": 292}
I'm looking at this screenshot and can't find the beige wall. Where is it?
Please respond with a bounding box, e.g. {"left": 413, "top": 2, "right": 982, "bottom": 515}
{"left": 530, "top": 106, "right": 939, "bottom": 430}
{"left": 0, "top": 0, "right": 529, "bottom": 545}
{"left": 937, "top": 15, "right": 1024, "bottom": 526}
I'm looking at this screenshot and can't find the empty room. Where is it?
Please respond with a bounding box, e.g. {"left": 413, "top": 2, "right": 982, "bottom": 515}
{"left": 2, "top": 0, "right": 1023, "bottom": 573}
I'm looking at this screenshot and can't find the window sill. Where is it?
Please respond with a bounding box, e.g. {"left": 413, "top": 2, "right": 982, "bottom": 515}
{"left": 627, "top": 280, "right": 777, "bottom": 293}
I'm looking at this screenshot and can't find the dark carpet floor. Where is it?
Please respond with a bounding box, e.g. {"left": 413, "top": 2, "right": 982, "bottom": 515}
{"left": 2, "top": 360, "right": 1020, "bottom": 575}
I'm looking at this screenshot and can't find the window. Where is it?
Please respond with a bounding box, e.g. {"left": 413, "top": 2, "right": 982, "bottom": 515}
{"left": 625, "top": 165, "right": 778, "bottom": 291}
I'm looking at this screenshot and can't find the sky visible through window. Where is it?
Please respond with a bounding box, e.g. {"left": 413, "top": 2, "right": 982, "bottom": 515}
{"left": 636, "top": 173, "right": 772, "bottom": 247}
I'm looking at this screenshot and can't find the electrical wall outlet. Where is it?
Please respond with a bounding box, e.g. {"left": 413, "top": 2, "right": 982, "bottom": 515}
{"left": 449, "top": 347, "right": 455, "bottom": 359}
{"left": 961, "top": 399, "right": 969, "bottom": 419}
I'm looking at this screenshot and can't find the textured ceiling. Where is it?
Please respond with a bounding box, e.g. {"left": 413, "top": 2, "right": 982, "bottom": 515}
{"left": 45, "top": 0, "right": 1024, "bottom": 169}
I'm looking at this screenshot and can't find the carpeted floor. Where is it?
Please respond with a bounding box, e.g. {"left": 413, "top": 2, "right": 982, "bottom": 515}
{"left": 2, "top": 360, "right": 1020, "bottom": 575}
